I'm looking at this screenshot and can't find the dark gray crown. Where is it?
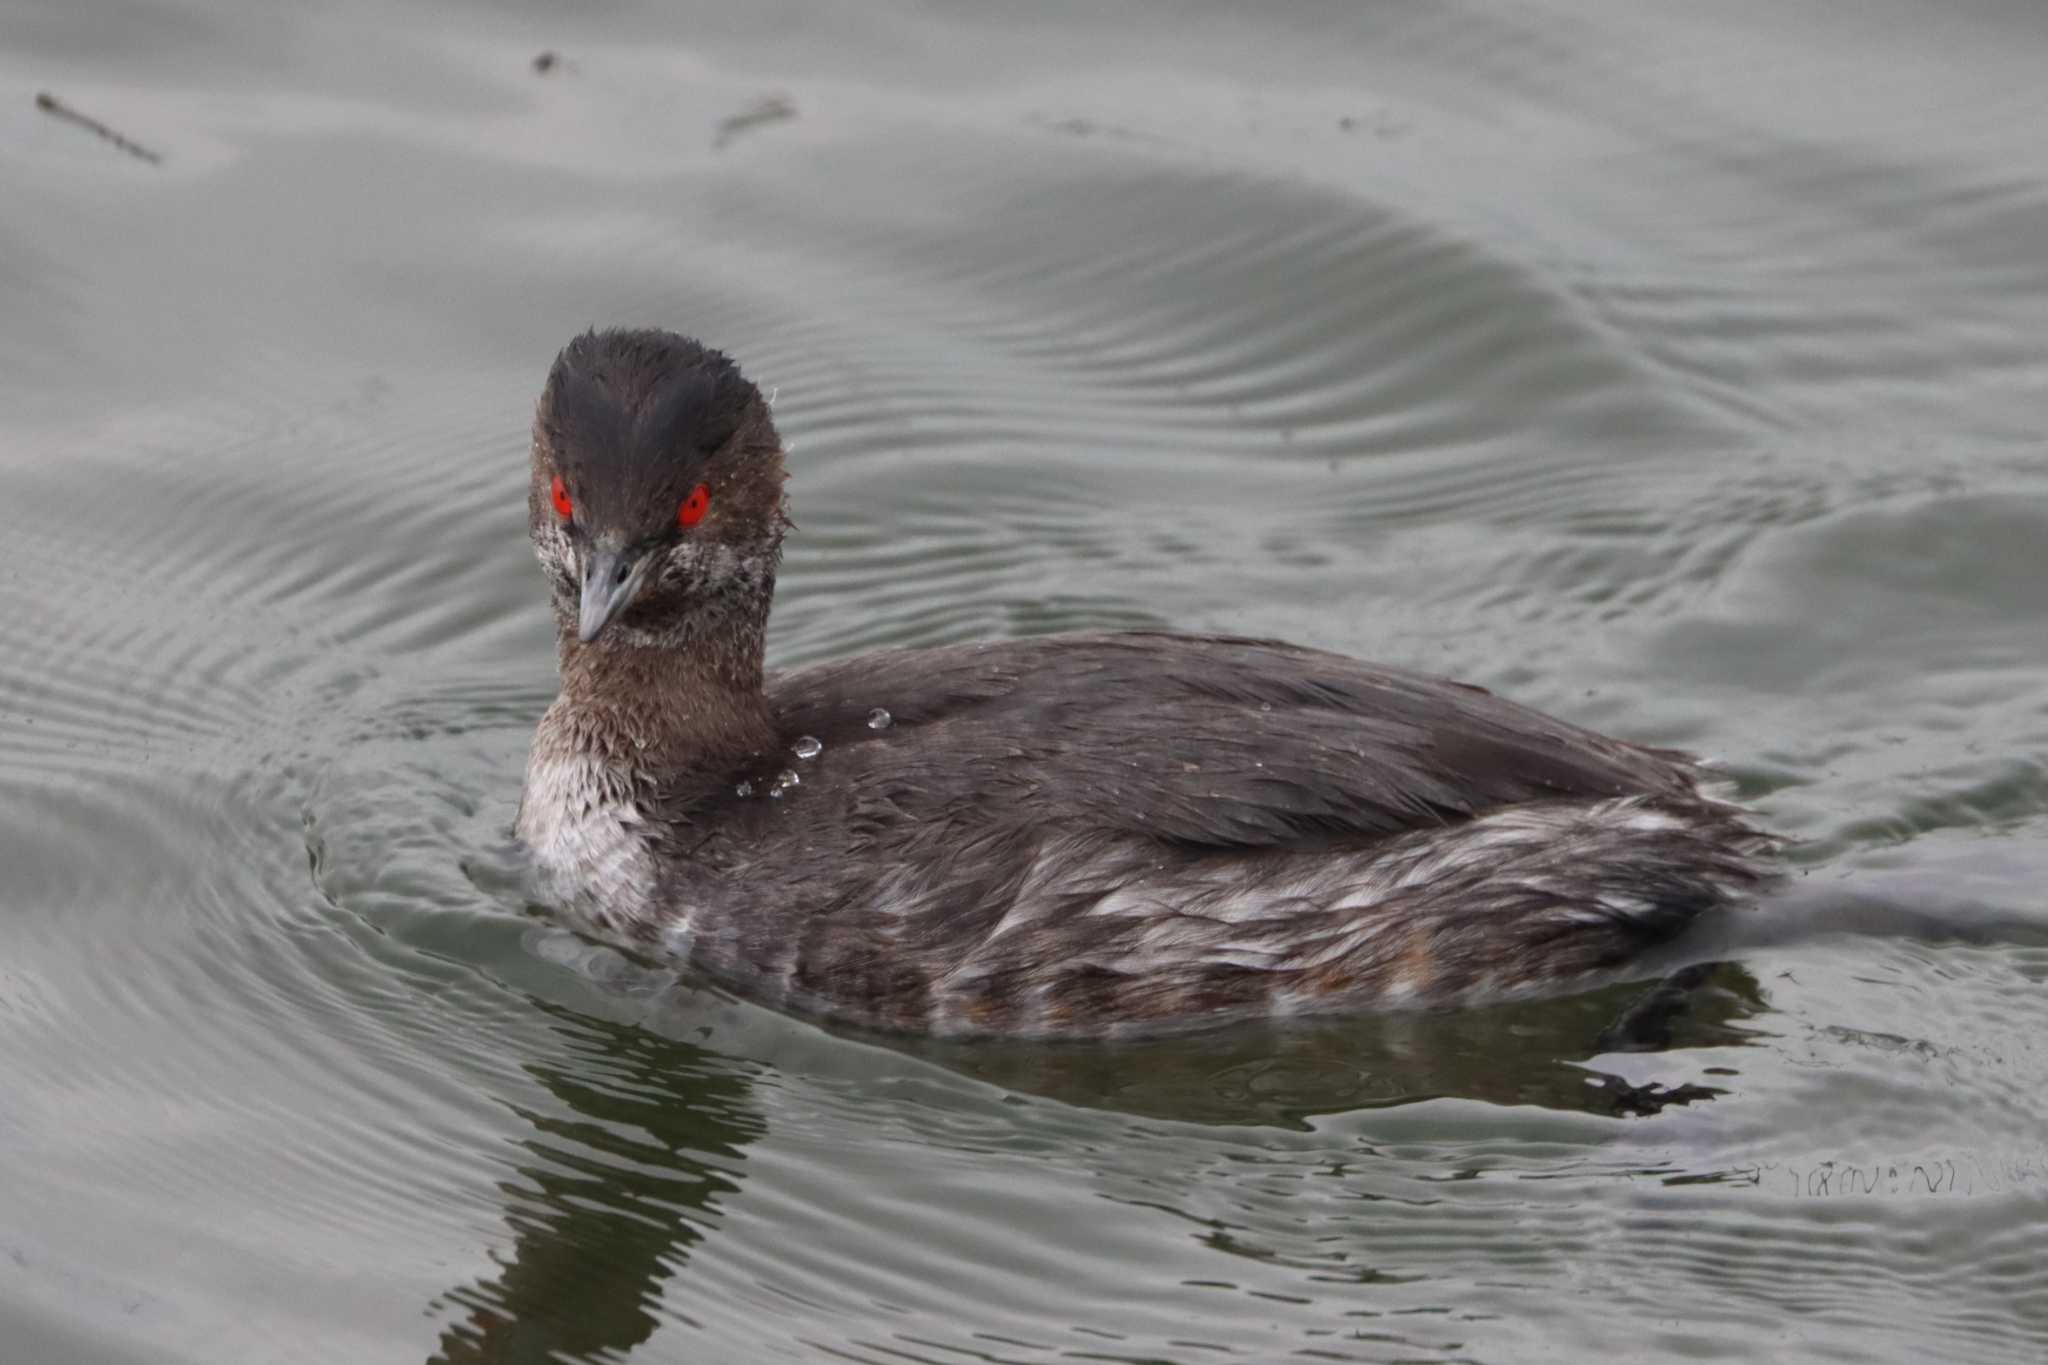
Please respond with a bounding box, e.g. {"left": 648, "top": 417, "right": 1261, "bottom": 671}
{"left": 536, "top": 328, "right": 763, "bottom": 538}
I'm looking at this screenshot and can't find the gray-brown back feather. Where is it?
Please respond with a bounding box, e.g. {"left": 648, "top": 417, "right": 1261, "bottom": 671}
{"left": 634, "top": 632, "right": 1768, "bottom": 1036}
{"left": 759, "top": 631, "right": 1696, "bottom": 847}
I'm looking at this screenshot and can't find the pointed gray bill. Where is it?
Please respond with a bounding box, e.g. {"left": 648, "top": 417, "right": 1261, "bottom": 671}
{"left": 578, "top": 542, "right": 656, "bottom": 642}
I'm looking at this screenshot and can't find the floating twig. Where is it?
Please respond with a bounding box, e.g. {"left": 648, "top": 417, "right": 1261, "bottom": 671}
{"left": 714, "top": 95, "right": 796, "bottom": 151}
{"left": 35, "top": 91, "right": 162, "bottom": 164}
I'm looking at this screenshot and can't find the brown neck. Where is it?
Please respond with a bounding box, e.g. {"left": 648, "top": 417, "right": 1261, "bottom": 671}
{"left": 553, "top": 632, "right": 778, "bottom": 771}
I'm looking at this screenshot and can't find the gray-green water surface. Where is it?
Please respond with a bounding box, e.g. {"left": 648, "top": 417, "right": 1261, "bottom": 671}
{"left": 5, "top": 2, "right": 2048, "bottom": 1360}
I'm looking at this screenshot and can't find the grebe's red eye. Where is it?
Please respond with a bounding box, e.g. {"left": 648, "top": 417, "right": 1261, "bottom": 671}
{"left": 549, "top": 474, "right": 573, "bottom": 520}
{"left": 678, "top": 483, "right": 710, "bottom": 529}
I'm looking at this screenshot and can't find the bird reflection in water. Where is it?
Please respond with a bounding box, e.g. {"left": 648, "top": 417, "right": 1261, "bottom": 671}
{"left": 895, "top": 962, "right": 1769, "bottom": 1126}
{"left": 427, "top": 998, "right": 761, "bottom": 1363}
{"left": 424, "top": 960, "right": 1762, "bottom": 1357}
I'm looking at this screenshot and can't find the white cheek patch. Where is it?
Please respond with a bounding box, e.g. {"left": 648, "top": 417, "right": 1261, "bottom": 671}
{"left": 659, "top": 542, "right": 771, "bottom": 595}
{"left": 532, "top": 523, "right": 580, "bottom": 621}
{"left": 533, "top": 523, "right": 574, "bottom": 579}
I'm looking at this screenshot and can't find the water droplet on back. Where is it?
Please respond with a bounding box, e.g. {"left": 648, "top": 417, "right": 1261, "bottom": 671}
{"left": 735, "top": 780, "right": 754, "bottom": 798}
{"left": 769, "top": 769, "right": 800, "bottom": 798}
{"left": 866, "top": 708, "right": 892, "bottom": 731}
{"left": 792, "top": 735, "right": 823, "bottom": 760}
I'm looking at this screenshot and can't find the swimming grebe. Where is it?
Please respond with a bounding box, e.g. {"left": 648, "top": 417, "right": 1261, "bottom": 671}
{"left": 516, "top": 328, "right": 1776, "bottom": 1039}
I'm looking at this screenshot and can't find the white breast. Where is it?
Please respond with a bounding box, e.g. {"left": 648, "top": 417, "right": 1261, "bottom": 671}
{"left": 516, "top": 751, "right": 656, "bottom": 926}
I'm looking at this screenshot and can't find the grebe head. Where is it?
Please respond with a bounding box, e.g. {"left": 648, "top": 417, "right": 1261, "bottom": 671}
{"left": 530, "top": 328, "right": 787, "bottom": 655}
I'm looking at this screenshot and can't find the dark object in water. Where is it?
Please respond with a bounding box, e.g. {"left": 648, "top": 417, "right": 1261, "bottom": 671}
{"left": 35, "top": 91, "right": 161, "bottom": 165}
{"left": 713, "top": 95, "right": 796, "bottom": 150}
{"left": 515, "top": 328, "right": 1779, "bottom": 1038}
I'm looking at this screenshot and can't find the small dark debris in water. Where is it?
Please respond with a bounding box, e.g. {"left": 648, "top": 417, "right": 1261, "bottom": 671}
{"left": 714, "top": 95, "right": 796, "bottom": 150}
{"left": 1029, "top": 114, "right": 1160, "bottom": 146}
{"left": 1339, "top": 111, "right": 1411, "bottom": 140}
{"left": 35, "top": 91, "right": 161, "bottom": 165}
{"left": 532, "top": 51, "right": 559, "bottom": 74}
